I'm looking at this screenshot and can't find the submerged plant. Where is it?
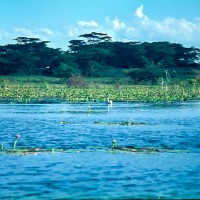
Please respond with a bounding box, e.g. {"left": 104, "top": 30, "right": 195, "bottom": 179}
{"left": 13, "top": 134, "right": 21, "bottom": 149}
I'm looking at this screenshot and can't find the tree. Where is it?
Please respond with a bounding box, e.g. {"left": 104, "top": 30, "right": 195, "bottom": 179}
{"left": 68, "top": 40, "right": 86, "bottom": 53}
{"left": 126, "top": 58, "right": 165, "bottom": 84}
{"left": 52, "top": 63, "right": 80, "bottom": 77}
{"left": 0, "top": 33, "right": 200, "bottom": 80}
{"left": 79, "top": 32, "right": 112, "bottom": 46}
{"left": 106, "top": 41, "right": 144, "bottom": 69}
{"left": 68, "top": 32, "right": 113, "bottom": 77}
{"left": 141, "top": 42, "right": 177, "bottom": 68}
{"left": 0, "top": 37, "right": 63, "bottom": 75}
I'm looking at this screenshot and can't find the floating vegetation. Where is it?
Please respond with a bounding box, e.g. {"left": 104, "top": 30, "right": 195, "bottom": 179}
{"left": 0, "top": 146, "right": 190, "bottom": 156}
{"left": 94, "top": 120, "right": 149, "bottom": 126}
{"left": 0, "top": 81, "right": 200, "bottom": 103}
{"left": 0, "top": 136, "right": 190, "bottom": 156}
{"left": 110, "top": 140, "right": 191, "bottom": 154}
{"left": 0, "top": 148, "right": 64, "bottom": 155}
{"left": 61, "top": 110, "right": 98, "bottom": 114}
{"left": 111, "top": 146, "right": 190, "bottom": 154}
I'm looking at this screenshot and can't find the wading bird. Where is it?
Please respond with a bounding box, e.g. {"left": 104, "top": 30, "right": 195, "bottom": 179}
{"left": 107, "top": 95, "right": 112, "bottom": 106}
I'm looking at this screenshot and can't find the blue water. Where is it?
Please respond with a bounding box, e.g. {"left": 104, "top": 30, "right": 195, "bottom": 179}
{"left": 0, "top": 101, "right": 200, "bottom": 199}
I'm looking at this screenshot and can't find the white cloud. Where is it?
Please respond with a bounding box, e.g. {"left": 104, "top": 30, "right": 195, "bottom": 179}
{"left": 13, "top": 27, "right": 64, "bottom": 41}
{"left": 138, "top": 17, "right": 197, "bottom": 40}
{"left": 0, "top": 27, "right": 64, "bottom": 49}
{"left": 14, "top": 28, "right": 33, "bottom": 36}
{"left": 40, "top": 28, "right": 54, "bottom": 36}
{"left": 115, "top": 5, "right": 200, "bottom": 47}
{"left": 105, "top": 17, "right": 126, "bottom": 30}
{"left": 67, "top": 27, "right": 79, "bottom": 37}
{"left": 1, "top": 4, "right": 200, "bottom": 50}
{"left": 0, "top": 29, "right": 10, "bottom": 40}
{"left": 78, "top": 20, "right": 99, "bottom": 27}
{"left": 14, "top": 28, "right": 58, "bottom": 38}
{"left": 69, "top": 7, "right": 200, "bottom": 48}
{"left": 135, "top": 5, "right": 147, "bottom": 20}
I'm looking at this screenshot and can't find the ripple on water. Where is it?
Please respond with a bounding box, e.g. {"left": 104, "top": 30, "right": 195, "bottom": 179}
{"left": 0, "top": 102, "right": 200, "bottom": 199}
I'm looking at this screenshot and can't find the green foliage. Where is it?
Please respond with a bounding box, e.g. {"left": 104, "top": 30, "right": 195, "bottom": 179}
{"left": 192, "top": 69, "right": 200, "bottom": 84}
{"left": 142, "top": 42, "right": 176, "bottom": 68}
{"left": 87, "top": 61, "right": 105, "bottom": 77}
{"left": 0, "top": 37, "right": 62, "bottom": 76}
{"left": 0, "top": 32, "right": 200, "bottom": 81}
{"left": 0, "top": 75, "right": 200, "bottom": 103}
{"left": 79, "top": 32, "right": 112, "bottom": 45}
{"left": 52, "top": 63, "right": 80, "bottom": 78}
{"left": 125, "top": 59, "right": 165, "bottom": 84}
{"left": 106, "top": 41, "right": 145, "bottom": 69}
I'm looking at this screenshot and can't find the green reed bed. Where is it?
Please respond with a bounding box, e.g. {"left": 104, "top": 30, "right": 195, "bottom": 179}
{"left": 0, "top": 81, "right": 200, "bottom": 103}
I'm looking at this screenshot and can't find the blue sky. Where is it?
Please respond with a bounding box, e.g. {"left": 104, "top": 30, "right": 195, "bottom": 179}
{"left": 0, "top": 0, "right": 200, "bottom": 50}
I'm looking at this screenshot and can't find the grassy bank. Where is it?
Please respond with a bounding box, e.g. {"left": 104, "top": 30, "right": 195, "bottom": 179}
{"left": 0, "top": 75, "right": 200, "bottom": 103}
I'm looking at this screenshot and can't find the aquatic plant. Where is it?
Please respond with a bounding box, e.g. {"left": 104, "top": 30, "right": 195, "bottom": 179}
{"left": 0, "top": 77, "right": 200, "bottom": 103}
{"left": 112, "top": 140, "right": 117, "bottom": 148}
{"left": 94, "top": 120, "right": 148, "bottom": 126}
{"left": 0, "top": 135, "right": 191, "bottom": 155}
{"left": 13, "top": 134, "right": 21, "bottom": 149}
{"left": 0, "top": 143, "right": 3, "bottom": 150}
{"left": 110, "top": 140, "right": 191, "bottom": 154}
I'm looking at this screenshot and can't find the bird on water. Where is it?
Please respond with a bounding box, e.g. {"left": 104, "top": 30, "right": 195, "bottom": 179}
{"left": 107, "top": 94, "right": 112, "bottom": 106}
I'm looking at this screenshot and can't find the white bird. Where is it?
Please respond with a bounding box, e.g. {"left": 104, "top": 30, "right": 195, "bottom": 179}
{"left": 107, "top": 95, "right": 113, "bottom": 106}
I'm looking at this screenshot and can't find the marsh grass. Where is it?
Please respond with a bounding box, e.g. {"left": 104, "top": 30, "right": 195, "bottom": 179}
{"left": 0, "top": 75, "right": 200, "bottom": 103}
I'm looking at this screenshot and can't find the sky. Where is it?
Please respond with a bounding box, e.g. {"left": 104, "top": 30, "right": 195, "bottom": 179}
{"left": 0, "top": 0, "right": 200, "bottom": 50}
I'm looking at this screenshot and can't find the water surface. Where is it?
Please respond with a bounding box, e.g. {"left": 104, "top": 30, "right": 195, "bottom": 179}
{"left": 0, "top": 101, "right": 200, "bottom": 199}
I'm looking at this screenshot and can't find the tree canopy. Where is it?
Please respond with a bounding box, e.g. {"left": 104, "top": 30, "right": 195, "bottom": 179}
{"left": 0, "top": 32, "right": 199, "bottom": 83}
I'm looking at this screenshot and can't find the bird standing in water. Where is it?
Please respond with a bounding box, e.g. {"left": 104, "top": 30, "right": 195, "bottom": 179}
{"left": 107, "top": 95, "right": 112, "bottom": 106}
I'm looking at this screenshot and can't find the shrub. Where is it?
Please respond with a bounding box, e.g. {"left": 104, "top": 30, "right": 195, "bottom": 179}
{"left": 66, "top": 74, "right": 88, "bottom": 88}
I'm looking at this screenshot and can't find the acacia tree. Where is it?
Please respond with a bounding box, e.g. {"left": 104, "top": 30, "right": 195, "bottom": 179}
{"left": 0, "top": 37, "right": 62, "bottom": 75}
{"left": 0, "top": 33, "right": 200, "bottom": 79}
{"left": 68, "top": 39, "right": 86, "bottom": 53}
{"left": 68, "top": 32, "right": 113, "bottom": 76}
{"left": 141, "top": 42, "right": 177, "bottom": 68}
{"left": 79, "top": 32, "right": 112, "bottom": 45}
{"left": 105, "top": 41, "right": 145, "bottom": 69}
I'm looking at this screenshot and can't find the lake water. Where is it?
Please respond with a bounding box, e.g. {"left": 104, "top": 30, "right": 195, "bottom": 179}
{"left": 0, "top": 101, "right": 200, "bottom": 199}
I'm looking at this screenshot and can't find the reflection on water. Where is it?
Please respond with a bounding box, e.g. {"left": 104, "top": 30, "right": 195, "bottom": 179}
{"left": 0, "top": 101, "right": 200, "bottom": 199}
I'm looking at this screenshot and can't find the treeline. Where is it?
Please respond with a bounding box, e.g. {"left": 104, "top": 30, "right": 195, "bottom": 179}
{"left": 0, "top": 32, "right": 200, "bottom": 83}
